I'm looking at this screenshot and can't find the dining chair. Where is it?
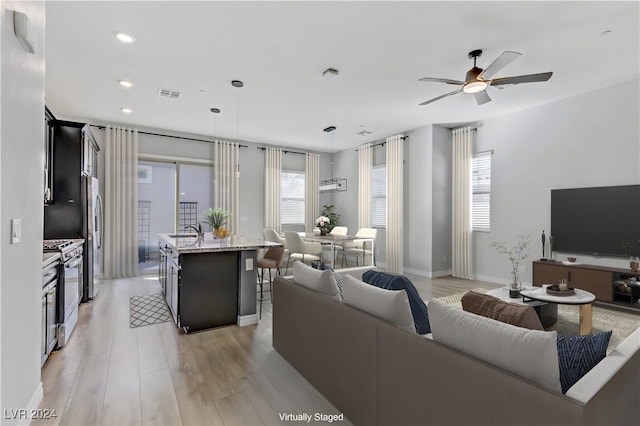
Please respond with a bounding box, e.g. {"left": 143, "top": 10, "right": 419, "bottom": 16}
{"left": 342, "top": 228, "right": 377, "bottom": 267}
{"left": 256, "top": 245, "right": 285, "bottom": 319}
{"left": 264, "top": 228, "right": 288, "bottom": 269}
{"left": 322, "top": 226, "right": 348, "bottom": 265}
{"left": 284, "top": 231, "right": 322, "bottom": 274}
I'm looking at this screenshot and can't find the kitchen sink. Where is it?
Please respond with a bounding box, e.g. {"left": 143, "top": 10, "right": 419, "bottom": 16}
{"left": 167, "top": 233, "right": 198, "bottom": 238}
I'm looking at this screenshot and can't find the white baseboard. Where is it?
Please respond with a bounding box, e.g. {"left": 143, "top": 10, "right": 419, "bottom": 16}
{"left": 237, "top": 314, "right": 258, "bottom": 327}
{"left": 401, "top": 267, "right": 452, "bottom": 279}
{"left": 474, "top": 274, "right": 531, "bottom": 287}
{"left": 16, "top": 382, "right": 43, "bottom": 426}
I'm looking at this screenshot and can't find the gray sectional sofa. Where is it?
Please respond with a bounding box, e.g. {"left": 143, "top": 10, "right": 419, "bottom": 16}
{"left": 272, "top": 274, "right": 640, "bottom": 426}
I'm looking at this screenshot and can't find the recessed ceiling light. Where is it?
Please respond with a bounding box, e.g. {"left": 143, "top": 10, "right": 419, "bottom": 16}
{"left": 120, "top": 107, "right": 132, "bottom": 114}
{"left": 210, "top": 107, "right": 221, "bottom": 113}
{"left": 115, "top": 32, "right": 134, "bottom": 43}
{"left": 231, "top": 80, "right": 244, "bottom": 88}
{"left": 599, "top": 30, "right": 613, "bottom": 37}
{"left": 119, "top": 80, "right": 133, "bottom": 88}
{"left": 323, "top": 126, "right": 336, "bottom": 133}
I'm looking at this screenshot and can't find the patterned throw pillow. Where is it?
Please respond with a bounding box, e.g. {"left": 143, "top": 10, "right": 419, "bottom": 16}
{"left": 557, "top": 331, "right": 612, "bottom": 393}
{"left": 311, "top": 261, "right": 343, "bottom": 301}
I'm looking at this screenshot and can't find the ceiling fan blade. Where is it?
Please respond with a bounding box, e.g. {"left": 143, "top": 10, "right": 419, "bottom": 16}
{"left": 478, "top": 51, "right": 522, "bottom": 80}
{"left": 418, "top": 77, "right": 465, "bottom": 85}
{"left": 419, "top": 88, "right": 463, "bottom": 106}
{"left": 490, "top": 72, "right": 553, "bottom": 86}
{"left": 473, "top": 90, "right": 492, "bottom": 105}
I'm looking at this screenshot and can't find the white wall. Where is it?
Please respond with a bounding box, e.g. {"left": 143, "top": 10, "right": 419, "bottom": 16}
{"left": 1, "top": 1, "right": 46, "bottom": 422}
{"left": 474, "top": 80, "right": 640, "bottom": 284}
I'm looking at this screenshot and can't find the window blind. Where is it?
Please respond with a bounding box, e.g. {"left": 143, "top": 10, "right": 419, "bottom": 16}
{"left": 281, "top": 170, "right": 305, "bottom": 225}
{"left": 472, "top": 151, "right": 492, "bottom": 232}
{"left": 372, "top": 165, "right": 386, "bottom": 227}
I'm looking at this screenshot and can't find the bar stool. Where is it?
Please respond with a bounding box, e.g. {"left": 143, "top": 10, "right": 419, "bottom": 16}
{"left": 256, "top": 246, "right": 285, "bottom": 318}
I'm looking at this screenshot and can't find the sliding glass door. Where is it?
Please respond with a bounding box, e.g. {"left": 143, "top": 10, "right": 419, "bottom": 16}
{"left": 137, "top": 160, "right": 213, "bottom": 274}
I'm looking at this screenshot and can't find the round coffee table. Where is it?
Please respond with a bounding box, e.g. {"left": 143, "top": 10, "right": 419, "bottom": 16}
{"left": 519, "top": 285, "right": 596, "bottom": 335}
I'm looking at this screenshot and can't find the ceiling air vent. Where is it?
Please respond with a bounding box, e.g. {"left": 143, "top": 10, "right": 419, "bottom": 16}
{"left": 157, "top": 87, "right": 181, "bottom": 99}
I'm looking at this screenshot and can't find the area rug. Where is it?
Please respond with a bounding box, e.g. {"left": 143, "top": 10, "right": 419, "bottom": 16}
{"left": 434, "top": 288, "right": 640, "bottom": 353}
{"left": 130, "top": 292, "right": 173, "bottom": 328}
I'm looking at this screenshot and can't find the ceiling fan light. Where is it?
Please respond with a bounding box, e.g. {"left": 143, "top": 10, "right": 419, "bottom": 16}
{"left": 463, "top": 80, "right": 488, "bottom": 94}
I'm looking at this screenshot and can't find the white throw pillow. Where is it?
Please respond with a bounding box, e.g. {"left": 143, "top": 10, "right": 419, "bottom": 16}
{"left": 341, "top": 274, "right": 414, "bottom": 332}
{"left": 292, "top": 261, "right": 341, "bottom": 302}
{"left": 428, "top": 298, "right": 561, "bottom": 392}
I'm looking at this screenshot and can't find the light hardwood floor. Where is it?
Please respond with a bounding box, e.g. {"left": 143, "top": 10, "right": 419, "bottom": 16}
{"left": 35, "top": 272, "right": 499, "bottom": 426}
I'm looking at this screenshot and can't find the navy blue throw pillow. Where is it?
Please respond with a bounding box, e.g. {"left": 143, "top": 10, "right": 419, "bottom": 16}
{"left": 362, "top": 270, "right": 430, "bottom": 334}
{"left": 557, "top": 331, "right": 612, "bottom": 394}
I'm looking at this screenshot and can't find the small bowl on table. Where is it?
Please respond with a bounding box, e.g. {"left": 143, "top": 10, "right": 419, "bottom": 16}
{"left": 567, "top": 257, "right": 577, "bottom": 263}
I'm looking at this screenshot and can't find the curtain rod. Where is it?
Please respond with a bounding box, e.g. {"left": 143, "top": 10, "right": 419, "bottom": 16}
{"left": 256, "top": 147, "right": 306, "bottom": 156}
{"left": 355, "top": 135, "right": 409, "bottom": 151}
{"left": 90, "top": 125, "right": 248, "bottom": 148}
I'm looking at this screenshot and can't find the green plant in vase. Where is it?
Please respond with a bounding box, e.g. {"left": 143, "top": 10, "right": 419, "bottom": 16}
{"left": 203, "top": 208, "right": 231, "bottom": 238}
{"left": 320, "top": 204, "right": 340, "bottom": 232}
{"left": 490, "top": 235, "right": 531, "bottom": 298}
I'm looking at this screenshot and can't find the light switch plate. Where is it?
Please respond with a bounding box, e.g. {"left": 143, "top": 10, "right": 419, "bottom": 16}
{"left": 245, "top": 258, "right": 253, "bottom": 271}
{"left": 11, "top": 219, "right": 22, "bottom": 244}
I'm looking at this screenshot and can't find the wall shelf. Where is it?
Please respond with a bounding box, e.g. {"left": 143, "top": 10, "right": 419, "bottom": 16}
{"left": 319, "top": 178, "right": 347, "bottom": 193}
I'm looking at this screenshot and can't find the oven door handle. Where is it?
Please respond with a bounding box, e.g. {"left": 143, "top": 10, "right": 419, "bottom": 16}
{"left": 65, "top": 256, "right": 83, "bottom": 268}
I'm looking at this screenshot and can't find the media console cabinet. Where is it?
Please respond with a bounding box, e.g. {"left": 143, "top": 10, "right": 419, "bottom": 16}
{"left": 532, "top": 260, "right": 640, "bottom": 310}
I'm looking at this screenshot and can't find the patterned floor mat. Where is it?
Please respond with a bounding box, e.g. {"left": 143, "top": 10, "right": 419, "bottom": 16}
{"left": 130, "top": 292, "right": 173, "bottom": 328}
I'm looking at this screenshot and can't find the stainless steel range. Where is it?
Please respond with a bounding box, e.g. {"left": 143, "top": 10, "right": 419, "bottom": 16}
{"left": 43, "top": 239, "right": 83, "bottom": 347}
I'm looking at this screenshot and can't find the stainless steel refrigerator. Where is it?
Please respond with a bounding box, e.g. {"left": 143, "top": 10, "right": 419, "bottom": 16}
{"left": 82, "top": 176, "right": 103, "bottom": 301}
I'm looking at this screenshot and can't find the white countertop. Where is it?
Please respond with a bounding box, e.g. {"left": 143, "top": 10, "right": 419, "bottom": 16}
{"left": 159, "top": 233, "right": 280, "bottom": 254}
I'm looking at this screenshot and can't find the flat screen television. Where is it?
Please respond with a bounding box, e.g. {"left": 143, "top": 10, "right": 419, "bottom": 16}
{"left": 550, "top": 184, "right": 640, "bottom": 257}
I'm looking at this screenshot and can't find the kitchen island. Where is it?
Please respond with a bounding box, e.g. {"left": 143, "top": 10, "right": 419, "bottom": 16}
{"left": 158, "top": 233, "right": 280, "bottom": 332}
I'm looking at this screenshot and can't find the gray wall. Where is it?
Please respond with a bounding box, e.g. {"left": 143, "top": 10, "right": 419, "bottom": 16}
{"left": 475, "top": 79, "right": 640, "bottom": 285}
{"left": 332, "top": 79, "right": 638, "bottom": 280}
{"left": 1, "top": 1, "right": 46, "bottom": 419}
{"left": 92, "top": 125, "right": 334, "bottom": 240}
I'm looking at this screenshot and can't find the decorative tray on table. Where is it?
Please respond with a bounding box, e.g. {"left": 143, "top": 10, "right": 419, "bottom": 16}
{"left": 546, "top": 285, "right": 575, "bottom": 296}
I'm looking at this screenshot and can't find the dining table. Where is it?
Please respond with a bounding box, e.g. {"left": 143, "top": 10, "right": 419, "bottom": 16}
{"left": 298, "top": 232, "right": 375, "bottom": 269}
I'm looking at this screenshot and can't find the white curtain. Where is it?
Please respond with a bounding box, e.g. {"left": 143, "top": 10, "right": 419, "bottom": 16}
{"left": 265, "top": 147, "right": 282, "bottom": 232}
{"left": 358, "top": 143, "right": 372, "bottom": 228}
{"left": 305, "top": 153, "right": 320, "bottom": 232}
{"left": 386, "top": 134, "right": 404, "bottom": 274}
{"left": 104, "top": 126, "right": 139, "bottom": 278}
{"left": 213, "top": 141, "right": 240, "bottom": 233}
{"left": 452, "top": 127, "right": 474, "bottom": 279}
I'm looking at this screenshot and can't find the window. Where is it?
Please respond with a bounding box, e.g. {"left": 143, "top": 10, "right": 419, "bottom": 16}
{"left": 371, "top": 165, "right": 386, "bottom": 228}
{"left": 281, "top": 170, "right": 305, "bottom": 225}
{"left": 472, "top": 151, "right": 492, "bottom": 232}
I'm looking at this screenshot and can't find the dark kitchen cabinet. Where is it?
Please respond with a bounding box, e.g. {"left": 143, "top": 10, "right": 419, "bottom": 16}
{"left": 44, "top": 107, "right": 55, "bottom": 204}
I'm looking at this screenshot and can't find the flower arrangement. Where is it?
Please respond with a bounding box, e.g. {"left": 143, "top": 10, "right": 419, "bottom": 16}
{"left": 490, "top": 235, "right": 531, "bottom": 297}
{"left": 316, "top": 215, "right": 330, "bottom": 235}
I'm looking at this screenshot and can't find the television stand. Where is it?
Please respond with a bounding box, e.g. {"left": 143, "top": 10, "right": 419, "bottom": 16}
{"left": 532, "top": 260, "right": 640, "bottom": 310}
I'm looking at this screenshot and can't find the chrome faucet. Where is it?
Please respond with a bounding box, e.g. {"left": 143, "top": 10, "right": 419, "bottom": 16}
{"left": 185, "top": 223, "right": 203, "bottom": 238}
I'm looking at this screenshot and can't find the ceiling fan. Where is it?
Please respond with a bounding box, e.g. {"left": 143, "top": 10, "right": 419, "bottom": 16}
{"left": 418, "top": 49, "right": 552, "bottom": 106}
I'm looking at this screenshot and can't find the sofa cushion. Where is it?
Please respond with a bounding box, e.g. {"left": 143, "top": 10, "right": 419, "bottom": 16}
{"left": 461, "top": 290, "right": 543, "bottom": 330}
{"left": 341, "top": 275, "right": 414, "bottom": 332}
{"left": 311, "top": 261, "right": 343, "bottom": 300}
{"left": 428, "top": 298, "right": 561, "bottom": 392}
{"left": 557, "top": 331, "right": 612, "bottom": 393}
{"left": 293, "top": 261, "right": 341, "bottom": 302}
{"left": 362, "top": 270, "right": 430, "bottom": 334}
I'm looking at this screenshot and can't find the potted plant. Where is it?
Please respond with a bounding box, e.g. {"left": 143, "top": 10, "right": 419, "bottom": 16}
{"left": 490, "top": 235, "right": 532, "bottom": 298}
{"left": 321, "top": 204, "right": 340, "bottom": 232}
{"left": 203, "top": 208, "right": 231, "bottom": 238}
{"left": 621, "top": 240, "right": 640, "bottom": 272}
